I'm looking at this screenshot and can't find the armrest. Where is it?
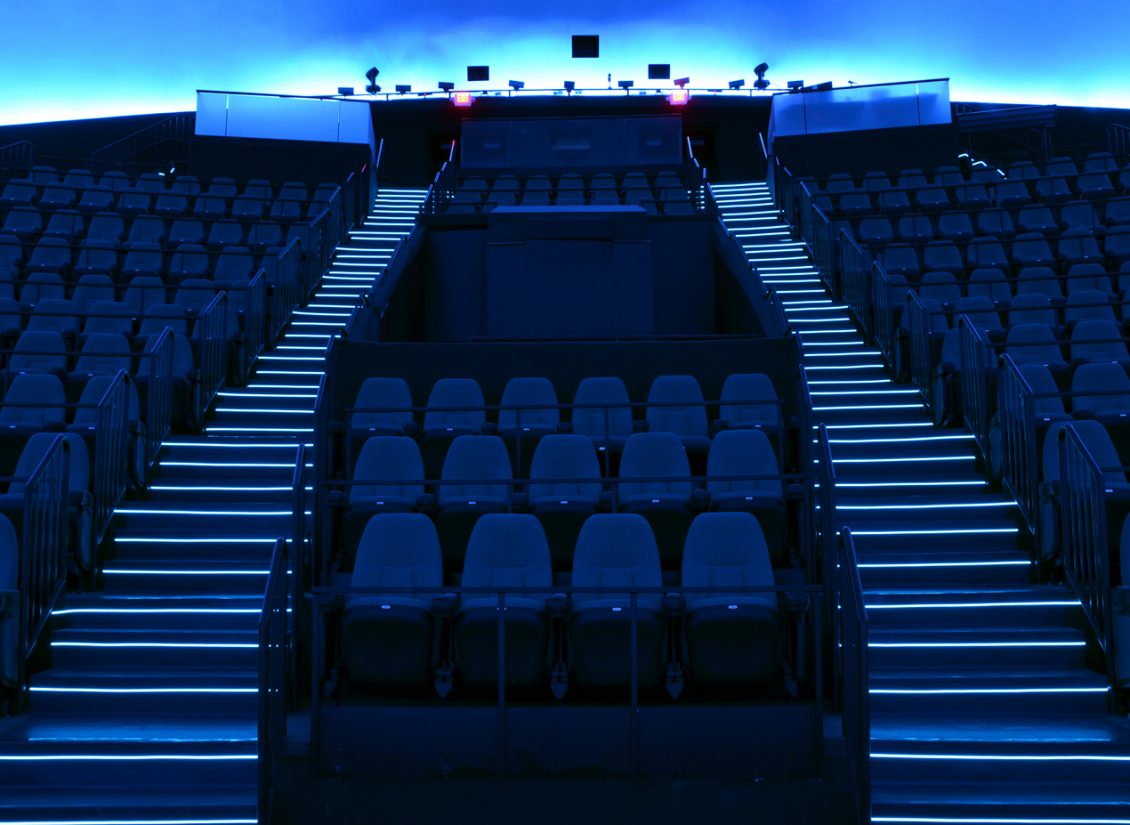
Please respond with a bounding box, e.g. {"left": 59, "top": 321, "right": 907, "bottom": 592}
{"left": 691, "top": 489, "right": 711, "bottom": 510}
{"left": 546, "top": 593, "right": 570, "bottom": 618}
{"left": 326, "top": 489, "right": 345, "bottom": 508}
{"left": 662, "top": 593, "right": 685, "bottom": 617}
{"left": 480, "top": 422, "right": 498, "bottom": 435}
{"left": 633, "top": 420, "right": 650, "bottom": 432}
{"left": 510, "top": 492, "right": 528, "bottom": 510}
{"left": 414, "top": 492, "right": 436, "bottom": 511}
{"left": 598, "top": 490, "right": 614, "bottom": 510}
{"left": 431, "top": 593, "right": 459, "bottom": 616}
{"left": 556, "top": 422, "right": 573, "bottom": 434}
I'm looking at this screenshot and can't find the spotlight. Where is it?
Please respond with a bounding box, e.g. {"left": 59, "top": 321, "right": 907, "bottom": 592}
{"left": 668, "top": 89, "right": 690, "bottom": 107}
{"left": 509, "top": 80, "right": 525, "bottom": 91}
{"left": 753, "top": 63, "right": 770, "bottom": 91}
{"left": 729, "top": 79, "right": 745, "bottom": 90}
{"left": 337, "top": 87, "right": 354, "bottom": 96}
{"left": 438, "top": 82, "right": 455, "bottom": 93}
{"left": 395, "top": 84, "right": 411, "bottom": 94}
{"left": 674, "top": 77, "right": 690, "bottom": 88}
{"left": 564, "top": 81, "right": 575, "bottom": 93}
{"left": 365, "top": 67, "right": 381, "bottom": 95}
{"left": 617, "top": 80, "right": 634, "bottom": 90}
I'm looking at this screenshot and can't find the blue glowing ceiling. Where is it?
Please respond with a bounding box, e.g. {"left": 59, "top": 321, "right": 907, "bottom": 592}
{"left": 2, "top": 0, "right": 1122, "bottom": 126}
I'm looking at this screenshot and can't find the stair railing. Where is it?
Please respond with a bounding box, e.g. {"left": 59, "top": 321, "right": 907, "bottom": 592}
{"left": 960, "top": 320, "right": 996, "bottom": 459}
{"left": 17, "top": 435, "right": 70, "bottom": 702}
{"left": 0, "top": 141, "right": 33, "bottom": 173}
{"left": 905, "top": 289, "right": 936, "bottom": 405}
{"left": 89, "top": 113, "right": 192, "bottom": 173}
{"left": 807, "top": 200, "right": 837, "bottom": 295}
{"left": 839, "top": 232, "right": 873, "bottom": 338}
{"left": 999, "top": 354, "right": 1041, "bottom": 533}
{"left": 1058, "top": 425, "right": 1117, "bottom": 693}
{"left": 141, "top": 328, "right": 174, "bottom": 472}
{"left": 90, "top": 370, "right": 130, "bottom": 547}
{"left": 837, "top": 527, "right": 871, "bottom": 825}
{"left": 196, "top": 291, "right": 228, "bottom": 416}
{"left": 871, "top": 261, "right": 899, "bottom": 368}
{"left": 258, "top": 537, "right": 290, "bottom": 824}
{"left": 1108, "top": 124, "right": 1130, "bottom": 163}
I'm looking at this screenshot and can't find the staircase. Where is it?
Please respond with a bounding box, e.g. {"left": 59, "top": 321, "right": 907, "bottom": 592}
{"left": 0, "top": 187, "right": 427, "bottom": 825}
{"left": 714, "top": 181, "right": 1130, "bottom": 824}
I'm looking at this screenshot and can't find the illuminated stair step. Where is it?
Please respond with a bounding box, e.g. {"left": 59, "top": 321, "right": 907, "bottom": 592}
{"left": 27, "top": 671, "right": 259, "bottom": 716}
{"left": 50, "top": 628, "right": 260, "bottom": 669}
{"left": 867, "top": 627, "right": 1088, "bottom": 669}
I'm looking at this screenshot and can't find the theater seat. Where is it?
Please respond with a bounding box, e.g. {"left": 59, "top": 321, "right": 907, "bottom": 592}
{"left": 572, "top": 376, "right": 634, "bottom": 458}
{"left": 1072, "top": 363, "right": 1130, "bottom": 419}
{"left": 456, "top": 514, "right": 552, "bottom": 689}
{"left": 681, "top": 512, "right": 779, "bottom": 687}
{"left": 342, "top": 436, "right": 427, "bottom": 570}
{"left": 529, "top": 434, "right": 604, "bottom": 569}
{"left": 646, "top": 374, "right": 711, "bottom": 457}
{"left": 569, "top": 514, "right": 664, "bottom": 691}
{"left": 716, "top": 373, "right": 783, "bottom": 446}
{"left": 340, "top": 514, "right": 443, "bottom": 689}
{"left": 706, "top": 429, "right": 787, "bottom": 565}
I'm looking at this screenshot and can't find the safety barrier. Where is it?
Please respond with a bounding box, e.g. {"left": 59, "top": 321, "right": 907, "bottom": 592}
{"left": 18, "top": 435, "right": 70, "bottom": 699}
{"left": 1058, "top": 425, "right": 1117, "bottom": 689}
{"left": 871, "top": 261, "right": 899, "bottom": 371}
{"left": 905, "top": 289, "right": 935, "bottom": 404}
{"left": 960, "top": 321, "right": 996, "bottom": 457}
{"left": 258, "top": 537, "right": 290, "bottom": 825}
{"left": 267, "top": 238, "right": 302, "bottom": 343}
{"left": 0, "top": 141, "right": 33, "bottom": 174}
{"left": 141, "top": 328, "right": 173, "bottom": 470}
{"left": 309, "top": 579, "right": 825, "bottom": 779}
{"left": 836, "top": 527, "right": 871, "bottom": 825}
{"left": 840, "top": 233, "right": 874, "bottom": 338}
{"left": 195, "top": 291, "right": 228, "bottom": 418}
{"left": 90, "top": 370, "right": 130, "bottom": 543}
{"left": 807, "top": 201, "right": 837, "bottom": 295}
{"left": 999, "top": 355, "right": 1041, "bottom": 532}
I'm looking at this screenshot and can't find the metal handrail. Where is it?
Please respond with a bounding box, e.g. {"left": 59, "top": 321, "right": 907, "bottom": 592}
{"left": 17, "top": 434, "right": 70, "bottom": 702}
{"left": 0, "top": 141, "right": 33, "bottom": 172}
{"left": 1058, "top": 425, "right": 1117, "bottom": 693}
{"left": 999, "top": 353, "right": 1041, "bottom": 532}
{"left": 141, "top": 328, "right": 173, "bottom": 471}
{"left": 89, "top": 113, "right": 193, "bottom": 172}
{"left": 257, "top": 537, "right": 289, "bottom": 824}
{"left": 839, "top": 232, "right": 874, "bottom": 337}
{"left": 959, "top": 320, "right": 995, "bottom": 459}
{"left": 91, "top": 370, "right": 130, "bottom": 545}
{"left": 196, "top": 291, "right": 228, "bottom": 416}
{"left": 837, "top": 528, "right": 871, "bottom": 825}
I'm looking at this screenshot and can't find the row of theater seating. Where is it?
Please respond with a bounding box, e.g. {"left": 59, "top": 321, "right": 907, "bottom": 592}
{"left": 347, "top": 373, "right": 784, "bottom": 461}
{"left": 339, "top": 429, "right": 787, "bottom": 571}
{"left": 341, "top": 511, "right": 782, "bottom": 696}
{"left": 851, "top": 201, "right": 1130, "bottom": 248}
{"left": 876, "top": 232, "right": 1130, "bottom": 279}
{"left": 1, "top": 211, "right": 294, "bottom": 252}
{"left": 446, "top": 171, "right": 696, "bottom": 214}
{"left": 0, "top": 236, "right": 270, "bottom": 283}
{"left": 0, "top": 170, "right": 334, "bottom": 217}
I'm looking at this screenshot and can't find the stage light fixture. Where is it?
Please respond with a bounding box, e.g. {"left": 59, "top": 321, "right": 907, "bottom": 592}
{"left": 674, "top": 77, "right": 690, "bottom": 88}
{"left": 617, "top": 80, "right": 634, "bottom": 90}
{"left": 438, "top": 82, "right": 455, "bottom": 93}
{"left": 365, "top": 67, "right": 381, "bottom": 95}
{"left": 753, "top": 63, "right": 770, "bottom": 91}
{"left": 395, "top": 85, "right": 411, "bottom": 94}
{"left": 787, "top": 80, "right": 804, "bottom": 91}
{"left": 337, "top": 87, "right": 354, "bottom": 96}
{"left": 729, "top": 79, "right": 745, "bottom": 90}
{"left": 509, "top": 80, "right": 525, "bottom": 91}
{"left": 564, "top": 81, "right": 575, "bottom": 93}
{"left": 453, "top": 91, "right": 473, "bottom": 108}
{"left": 467, "top": 65, "right": 490, "bottom": 82}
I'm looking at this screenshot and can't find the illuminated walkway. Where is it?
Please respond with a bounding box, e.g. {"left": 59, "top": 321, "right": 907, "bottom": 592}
{"left": 715, "top": 180, "right": 1130, "bottom": 825}
{"left": 0, "top": 189, "right": 426, "bottom": 825}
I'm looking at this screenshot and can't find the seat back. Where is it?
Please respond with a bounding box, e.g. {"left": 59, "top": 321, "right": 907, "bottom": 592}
{"left": 423, "top": 378, "right": 485, "bottom": 434}
{"left": 349, "top": 437, "right": 425, "bottom": 503}
{"left": 572, "top": 376, "right": 633, "bottom": 440}
{"left": 498, "top": 377, "right": 559, "bottom": 434}
{"left": 351, "top": 514, "right": 442, "bottom": 601}
{"left": 618, "top": 432, "right": 692, "bottom": 500}
{"left": 461, "top": 514, "right": 552, "bottom": 594}
{"left": 438, "top": 435, "right": 512, "bottom": 503}
{"left": 706, "top": 429, "right": 782, "bottom": 500}
{"left": 571, "top": 514, "right": 661, "bottom": 609}
{"left": 528, "top": 434, "right": 601, "bottom": 502}
{"left": 352, "top": 377, "right": 414, "bottom": 435}
{"left": 682, "top": 512, "right": 775, "bottom": 610}
{"left": 646, "top": 375, "right": 708, "bottom": 439}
